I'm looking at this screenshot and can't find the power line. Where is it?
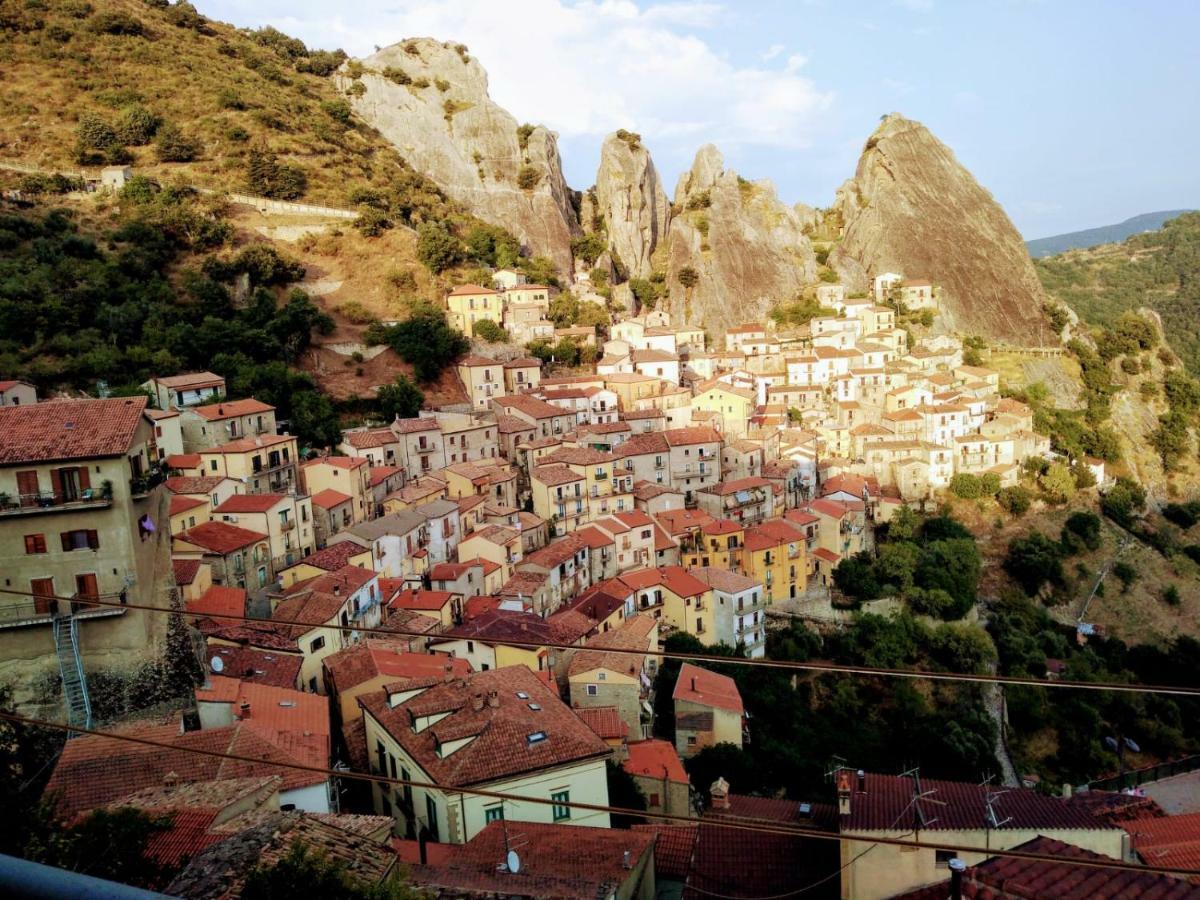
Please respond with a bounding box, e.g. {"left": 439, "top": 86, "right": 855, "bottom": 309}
{"left": 1, "top": 586, "right": 1197, "bottom": 697}
{"left": 3, "top": 708, "right": 1198, "bottom": 881}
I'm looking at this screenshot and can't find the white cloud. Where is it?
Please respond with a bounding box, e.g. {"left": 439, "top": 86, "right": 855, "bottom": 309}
{"left": 201, "top": 0, "right": 833, "bottom": 187}
{"left": 762, "top": 43, "right": 785, "bottom": 61}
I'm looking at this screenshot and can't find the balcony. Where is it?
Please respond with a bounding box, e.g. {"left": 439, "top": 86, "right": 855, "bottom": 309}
{"left": 0, "top": 488, "right": 113, "bottom": 518}
{"left": 129, "top": 468, "right": 167, "bottom": 499}
{"left": 280, "top": 518, "right": 296, "bottom": 532}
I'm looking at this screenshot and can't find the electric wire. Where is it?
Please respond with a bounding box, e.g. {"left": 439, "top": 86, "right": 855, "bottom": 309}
{"left": 1, "top": 709, "right": 1198, "bottom": 881}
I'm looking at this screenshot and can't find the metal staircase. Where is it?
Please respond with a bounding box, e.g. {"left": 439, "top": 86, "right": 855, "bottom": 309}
{"left": 52, "top": 615, "right": 91, "bottom": 734}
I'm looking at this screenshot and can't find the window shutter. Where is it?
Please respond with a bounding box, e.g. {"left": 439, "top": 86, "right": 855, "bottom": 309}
{"left": 87, "top": 530, "right": 100, "bottom": 550}
{"left": 78, "top": 466, "right": 91, "bottom": 490}
{"left": 60, "top": 532, "right": 72, "bottom": 552}
{"left": 49, "top": 469, "right": 62, "bottom": 499}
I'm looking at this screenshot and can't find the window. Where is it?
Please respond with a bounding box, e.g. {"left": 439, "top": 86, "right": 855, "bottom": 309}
{"left": 210, "top": 460, "right": 218, "bottom": 471}
{"left": 60, "top": 530, "right": 99, "bottom": 551}
{"left": 309, "top": 635, "right": 326, "bottom": 653}
{"left": 586, "top": 684, "right": 598, "bottom": 696}
{"left": 552, "top": 790, "right": 570, "bottom": 821}
{"left": 649, "top": 792, "right": 660, "bottom": 807}
{"left": 935, "top": 850, "right": 955, "bottom": 868}
{"left": 485, "top": 805, "right": 504, "bottom": 823}
{"left": 24, "top": 534, "right": 47, "bottom": 555}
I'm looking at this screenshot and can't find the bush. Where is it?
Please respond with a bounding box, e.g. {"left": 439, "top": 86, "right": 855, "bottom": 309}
{"left": 114, "top": 105, "right": 161, "bottom": 145}
{"left": 217, "top": 88, "right": 246, "bottom": 110}
{"left": 337, "top": 301, "right": 376, "bottom": 325}
{"left": 320, "top": 99, "right": 353, "bottom": 126}
{"left": 154, "top": 123, "right": 200, "bottom": 162}
{"left": 677, "top": 266, "right": 699, "bottom": 289}
{"left": 1063, "top": 511, "right": 1102, "bottom": 551}
{"left": 516, "top": 165, "right": 541, "bottom": 190}
{"left": 1039, "top": 462, "right": 1076, "bottom": 504}
{"left": 375, "top": 375, "right": 424, "bottom": 420}
{"left": 1004, "top": 532, "right": 1064, "bottom": 596}
{"left": 416, "top": 221, "right": 463, "bottom": 273}
{"left": 373, "top": 303, "right": 469, "bottom": 382}
{"left": 387, "top": 268, "right": 417, "bottom": 291}
{"left": 382, "top": 66, "right": 411, "bottom": 85}
{"left": 571, "top": 233, "right": 606, "bottom": 267}
{"left": 1164, "top": 501, "right": 1200, "bottom": 529}
{"left": 1101, "top": 477, "right": 1146, "bottom": 529}
{"left": 1112, "top": 561, "right": 1137, "bottom": 592}
{"left": 244, "top": 148, "right": 307, "bottom": 199}
{"left": 1163, "top": 585, "right": 1181, "bottom": 606}
{"left": 950, "top": 473, "right": 982, "bottom": 499}
{"left": 89, "top": 12, "right": 145, "bottom": 35}
{"left": 472, "top": 319, "right": 508, "bottom": 343}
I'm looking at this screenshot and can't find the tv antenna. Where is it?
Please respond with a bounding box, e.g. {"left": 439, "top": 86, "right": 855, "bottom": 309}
{"left": 902, "top": 766, "right": 944, "bottom": 830}
{"left": 981, "top": 775, "right": 1013, "bottom": 829}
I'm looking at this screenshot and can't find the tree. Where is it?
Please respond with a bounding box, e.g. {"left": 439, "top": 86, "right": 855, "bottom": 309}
{"left": 677, "top": 266, "right": 699, "bottom": 290}
{"left": 684, "top": 743, "right": 766, "bottom": 804}
{"left": 605, "top": 760, "right": 647, "bottom": 828}
{"left": 472, "top": 319, "right": 508, "bottom": 342}
{"left": 415, "top": 221, "right": 463, "bottom": 273}
{"left": 244, "top": 149, "right": 307, "bottom": 200}
{"left": 1040, "top": 462, "right": 1077, "bottom": 504}
{"left": 154, "top": 124, "right": 200, "bottom": 162}
{"left": 1004, "top": 532, "right": 1064, "bottom": 596}
{"left": 242, "top": 842, "right": 416, "bottom": 900}
{"left": 1063, "top": 511, "right": 1102, "bottom": 552}
{"left": 1101, "top": 477, "right": 1146, "bottom": 529}
{"left": 23, "top": 807, "right": 173, "bottom": 889}
{"left": 833, "top": 551, "right": 881, "bottom": 602}
{"left": 571, "top": 233, "right": 606, "bottom": 267}
{"left": 378, "top": 304, "right": 470, "bottom": 382}
{"left": 876, "top": 541, "right": 919, "bottom": 594}
{"left": 914, "top": 539, "right": 980, "bottom": 613}
{"left": 949, "top": 473, "right": 982, "bottom": 499}
{"left": 376, "top": 376, "right": 424, "bottom": 421}
{"left": 1112, "top": 561, "right": 1137, "bottom": 593}
{"left": 1163, "top": 585, "right": 1181, "bottom": 606}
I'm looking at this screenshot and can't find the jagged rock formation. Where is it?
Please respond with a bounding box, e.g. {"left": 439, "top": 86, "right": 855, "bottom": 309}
{"left": 338, "top": 39, "right": 578, "bottom": 273}
{"left": 592, "top": 131, "right": 670, "bottom": 280}
{"left": 830, "top": 113, "right": 1051, "bottom": 345}
{"left": 666, "top": 145, "right": 818, "bottom": 333}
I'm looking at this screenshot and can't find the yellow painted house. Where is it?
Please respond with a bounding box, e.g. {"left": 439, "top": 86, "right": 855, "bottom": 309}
{"left": 680, "top": 519, "right": 745, "bottom": 571}
{"left": 198, "top": 433, "right": 299, "bottom": 495}
{"left": 446, "top": 284, "right": 503, "bottom": 336}
{"left": 618, "top": 566, "right": 716, "bottom": 646}
{"left": 690, "top": 380, "right": 756, "bottom": 438}
{"left": 301, "top": 457, "right": 372, "bottom": 525}
{"left": 741, "top": 519, "right": 808, "bottom": 603}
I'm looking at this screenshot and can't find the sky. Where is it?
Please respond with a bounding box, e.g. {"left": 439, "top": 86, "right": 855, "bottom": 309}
{"left": 197, "top": 0, "right": 1200, "bottom": 239}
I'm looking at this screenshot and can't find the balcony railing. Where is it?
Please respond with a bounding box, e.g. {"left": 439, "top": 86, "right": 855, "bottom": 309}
{"left": 280, "top": 518, "right": 296, "bottom": 532}
{"left": 129, "top": 469, "right": 167, "bottom": 499}
{"left": 0, "top": 488, "right": 113, "bottom": 517}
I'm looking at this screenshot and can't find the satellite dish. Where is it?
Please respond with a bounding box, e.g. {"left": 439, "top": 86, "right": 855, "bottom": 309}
{"left": 1125, "top": 737, "right": 1141, "bottom": 753}
{"left": 506, "top": 850, "right": 521, "bottom": 874}
{"left": 1104, "top": 736, "right": 1118, "bottom": 751}
{"left": 210, "top": 656, "right": 225, "bottom": 673}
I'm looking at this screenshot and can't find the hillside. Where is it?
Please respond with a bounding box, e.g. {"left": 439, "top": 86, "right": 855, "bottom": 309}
{"left": 1027, "top": 210, "right": 1195, "bottom": 258}
{"left": 0, "top": 0, "right": 414, "bottom": 205}
{"left": 1036, "top": 212, "right": 1200, "bottom": 373}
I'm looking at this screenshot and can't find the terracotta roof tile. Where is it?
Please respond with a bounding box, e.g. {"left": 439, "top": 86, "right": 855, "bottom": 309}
{"left": 574, "top": 706, "right": 628, "bottom": 741}
{"left": 173, "top": 559, "right": 202, "bottom": 586}
{"left": 190, "top": 398, "right": 275, "bottom": 421}
{"left": 175, "top": 521, "right": 268, "bottom": 555}
{"left": 360, "top": 666, "right": 610, "bottom": 787}
{"left": 212, "top": 493, "right": 288, "bottom": 514}
{"left": 673, "top": 663, "right": 743, "bottom": 714}
{"left": 310, "top": 488, "right": 353, "bottom": 509}
{"left": 166, "top": 476, "right": 227, "bottom": 494}
{"left": 624, "top": 739, "right": 689, "bottom": 785}
{"left": 0, "top": 396, "right": 147, "bottom": 463}
{"left": 205, "top": 645, "right": 301, "bottom": 689}
{"left": 186, "top": 586, "right": 246, "bottom": 621}
{"left": 283, "top": 543, "right": 365, "bottom": 573}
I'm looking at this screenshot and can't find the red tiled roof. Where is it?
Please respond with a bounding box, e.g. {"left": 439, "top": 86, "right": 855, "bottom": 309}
{"left": 43, "top": 718, "right": 325, "bottom": 819}
{"left": 890, "top": 835, "right": 1196, "bottom": 899}
{"left": 389, "top": 589, "right": 455, "bottom": 612}
{"left": 205, "top": 433, "right": 294, "bottom": 455}
{"left": 624, "top": 739, "right": 688, "bottom": 785}
{"left": 206, "top": 645, "right": 301, "bottom": 689}
{"left": 392, "top": 416, "right": 440, "bottom": 434}
{"left": 369, "top": 465, "right": 403, "bottom": 487}
{"left": 165, "top": 475, "right": 226, "bottom": 494}
{"left": 166, "top": 453, "right": 202, "bottom": 470}
{"left": 284, "top": 543, "right": 365, "bottom": 573}
{"left": 447, "top": 284, "right": 499, "bottom": 296}
{"left": 173, "top": 559, "right": 202, "bottom": 586}
{"left": 190, "top": 398, "right": 275, "bottom": 421}
{"left": 153, "top": 371, "right": 224, "bottom": 390}
{"left": 360, "top": 666, "right": 610, "bottom": 787}
{"left": 193, "top": 677, "right": 330, "bottom": 770}
{"left": 0, "top": 397, "right": 147, "bottom": 463}
{"left": 532, "top": 463, "right": 584, "bottom": 486}
{"left": 631, "top": 824, "right": 698, "bottom": 880}
{"left": 574, "top": 706, "right": 628, "bottom": 741}
{"left": 436, "top": 608, "right": 579, "bottom": 647}
{"left": 324, "top": 642, "right": 471, "bottom": 694}
{"left": 844, "top": 772, "right": 1110, "bottom": 832}
{"left": 674, "top": 663, "right": 743, "bottom": 714}
{"left": 619, "top": 566, "right": 708, "bottom": 599}
{"left": 186, "top": 586, "right": 246, "bottom": 621}
{"left": 341, "top": 428, "right": 397, "bottom": 449}
{"left": 311, "top": 488, "right": 353, "bottom": 509}
{"left": 145, "top": 809, "right": 224, "bottom": 867}
{"left": 212, "top": 493, "right": 287, "bottom": 514}
{"left": 663, "top": 426, "right": 721, "bottom": 446}
{"left": 170, "top": 495, "right": 207, "bottom": 516}
{"left": 302, "top": 455, "right": 366, "bottom": 470}
{"left": 175, "top": 521, "right": 268, "bottom": 555}
{"left": 1126, "top": 812, "right": 1200, "bottom": 879}
{"left": 407, "top": 822, "right": 654, "bottom": 900}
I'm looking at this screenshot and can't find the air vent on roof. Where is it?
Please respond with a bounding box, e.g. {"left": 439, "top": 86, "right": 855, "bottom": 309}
{"left": 528, "top": 703, "right": 542, "bottom": 711}
{"left": 526, "top": 731, "right": 547, "bottom": 746}
{"left": 515, "top": 691, "right": 529, "bottom": 700}
{"left": 278, "top": 700, "right": 296, "bottom": 708}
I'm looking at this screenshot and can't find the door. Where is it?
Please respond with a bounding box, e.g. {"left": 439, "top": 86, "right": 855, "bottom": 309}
{"left": 30, "top": 578, "right": 55, "bottom": 616}
{"left": 424, "top": 794, "right": 439, "bottom": 842}
{"left": 16, "top": 471, "right": 39, "bottom": 507}
{"left": 74, "top": 573, "right": 99, "bottom": 611}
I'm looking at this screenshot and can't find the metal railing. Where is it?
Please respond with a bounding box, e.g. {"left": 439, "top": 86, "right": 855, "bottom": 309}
{"left": 0, "top": 490, "right": 113, "bottom": 516}
{"left": 1087, "top": 754, "right": 1200, "bottom": 793}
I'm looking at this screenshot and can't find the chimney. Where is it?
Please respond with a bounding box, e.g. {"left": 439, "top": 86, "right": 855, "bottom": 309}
{"left": 837, "top": 770, "right": 852, "bottom": 817}
{"left": 709, "top": 776, "right": 730, "bottom": 811}
{"left": 1061, "top": 783, "right": 1073, "bottom": 800}
{"left": 333, "top": 585, "right": 341, "bottom": 596}
{"left": 856, "top": 769, "right": 866, "bottom": 794}
{"left": 240, "top": 701, "right": 251, "bottom": 719}
{"left": 443, "top": 662, "right": 455, "bottom": 683}
{"left": 163, "top": 771, "right": 179, "bottom": 788}
{"left": 621, "top": 850, "right": 632, "bottom": 870}
{"left": 948, "top": 858, "right": 966, "bottom": 900}
{"left": 472, "top": 692, "right": 485, "bottom": 712}
{"left": 691, "top": 676, "right": 697, "bottom": 692}
{"left": 487, "top": 689, "right": 500, "bottom": 709}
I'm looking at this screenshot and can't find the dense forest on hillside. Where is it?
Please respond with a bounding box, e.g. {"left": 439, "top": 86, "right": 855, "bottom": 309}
{"left": 1026, "top": 210, "right": 1194, "bottom": 258}
{"left": 1036, "top": 212, "right": 1200, "bottom": 373}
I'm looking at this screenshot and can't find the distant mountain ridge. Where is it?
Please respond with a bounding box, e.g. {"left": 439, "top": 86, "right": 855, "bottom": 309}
{"left": 1027, "top": 211, "right": 1194, "bottom": 258}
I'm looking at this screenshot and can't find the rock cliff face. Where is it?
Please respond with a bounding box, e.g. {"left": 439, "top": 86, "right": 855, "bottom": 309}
{"left": 339, "top": 39, "right": 578, "bottom": 273}
{"left": 830, "top": 113, "right": 1051, "bottom": 344}
{"left": 592, "top": 131, "right": 670, "bottom": 280}
{"left": 666, "top": 145, "right": 818, "bottom": 333}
